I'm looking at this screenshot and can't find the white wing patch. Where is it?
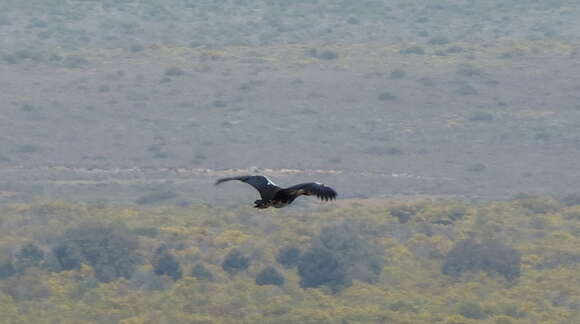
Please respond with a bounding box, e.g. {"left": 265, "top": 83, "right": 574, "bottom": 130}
{"left": 265, "top": 176, "right": 277, "bottom": 186}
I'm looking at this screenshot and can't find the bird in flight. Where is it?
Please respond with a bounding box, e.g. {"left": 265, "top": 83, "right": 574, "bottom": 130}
{"left": 215, "top": 175, "right": 337, "bottom": 209}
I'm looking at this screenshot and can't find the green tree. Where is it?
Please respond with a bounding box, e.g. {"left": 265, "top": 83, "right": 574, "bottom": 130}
{"left": 256, "top": 266, "right": 284, "bottom": 286}
{"left": 152, "top": 248, "right": 182, "bottom": 280}
{"left": 53, "top": 222, "right": 140, "bottom": 282}
{"left": 298, "top": 248, "right": 350, "bottom": 292}
{"left": 276, "top": 246, "right": 301, "bottom": 269}
{"left": 191, "top": 263, "right": 213, "bottom": 281}
{"left": 443, "top": 239, "right": 521, "bottom": 280}
{"left": 298, "top": 221, "right": 384, "bottom": 292}
{"left": 14, "top": 243, "right": 45, "bottom": 271}
{"left": 0, "top": 262, "right": 16, "bottom": 280}
{"left": 222, "top": 249, "right": 250, "bottom": 275}
{"left": 313, "top": 222, "right": 384, "bottom": 284}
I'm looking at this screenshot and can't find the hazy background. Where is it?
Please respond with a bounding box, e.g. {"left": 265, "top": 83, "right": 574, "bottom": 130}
{"left": 1, "top": 0, "right": 580, "bottom": 206}
{"left": 1, "top": 2, "right": 580, "bottom": 323}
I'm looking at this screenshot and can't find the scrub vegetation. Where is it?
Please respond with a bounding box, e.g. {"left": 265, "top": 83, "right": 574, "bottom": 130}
{"left": 1, "top": 1, "right": 580, "bottom": 322}
{"left": 0, "top": 197, "right": 579, "bottom": 323}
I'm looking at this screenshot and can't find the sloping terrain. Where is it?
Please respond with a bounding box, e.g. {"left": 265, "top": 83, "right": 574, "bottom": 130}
{"left": 1, "top": 3, "right": 580, "bottom": 323}
{"left": 0, "top": 1, "right": 580, "bottom": 204}
{"left": 1, "top": 198, "right": 579, "bottom": 323}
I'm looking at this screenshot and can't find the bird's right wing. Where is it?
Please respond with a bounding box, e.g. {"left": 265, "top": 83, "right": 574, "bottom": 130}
{"left": 281, "top": 182, "right": 337, "bottom": 201}
{"left": 215, "top": 175, "right": 280, "bottom": 200}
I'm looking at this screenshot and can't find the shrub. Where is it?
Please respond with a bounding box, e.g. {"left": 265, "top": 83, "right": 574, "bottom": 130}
{"left": 130, "top": 270, "right": 172, "bottom": 291}
{"left": 20, "top": 104, "right": 38, "bottom": 112}
{"left": 561, "top": 193, "right": 580, "bottom": 206}
{"left": 443, "top": 240, "right": 479, "bottom": 277}
{"left": 132, "top": 227, "right": 159, "bottom": 237}
{"left": 129, "top": 43, "right": 145, "bottom": 53}
{"left": 15, "top": 243, "right": 45, "bottom": 271}
{"left": 346, "top": 17, "right": 360, "bottom": 24}
{"left": 448, "top": 205, "right": 468, "bottom": 221}
{"left": 37, "top": 31, "right": 51, "bottom": 40}
{"left": 298, "top": 248, "right": 350, "bottom": 292}
{"left": 515, "top": 196, "right": 560, "bottom": 214}
{"left": 152, "top": 248, "right": 182, "bottom": 280}
{"left": 469, "top": 111, "right": 494, "bottom": 122}
{"left": 222, "top": 249, "right": 250, "bottom": 275}
{"left": 365, "top": 146, "right": 404, "bottom": 156}
{"left": 442, "top": 239, "right": 521, "bottom": 280}
{"left": 479, "top": 241, "right": 522, "bottom": 279}
{"left": 378, "top": 91, "right": 397, "bottom": 101}
{"left": 389, "top": 300, "right": 417, "bottom": 312}
{"left": 0, "top": 153, "right": 10, "bottom": 162}
{"left": 389, "top": 68, "right": 407, "bottom": 79}
{"left": 0, "top": 262, "right": 16, "bottom": 280}
{"left": 315, "top": 222, "right": 383, "bottom": 284}
{"left": 63, "top": 55, "right": 88, "bottom": 68}
{"left": 165, "top": 67, "right": 185, "bottom": 76}
{"left": 466, "top": 163, "right": 487, "bottom": 172}
{"left": 390, "top": 205, "right": 418, "bottom": 223}
{"left": 12, "top": 144, "right": 41, "bottom": 153}
{"left": 429, "top": 35, "right": 450, "bottom": 45}
{"left": 399, "top": 46, "right": 425, "bottom": 55}
{"left": 494, "top": 316, "right": 514, "bottom": 324}
{"left": 13, "top": 49, "right": 43, "bottom": 62}
{"left": 456, "top": 84, "right": 478, "bottom": 95}
{"left": 563, "top": 209, "right": 580, "bottom": 220}
{"left": 276, "top": 246, "right": 301, "bottom": 268}
{"left": 447, "top": 46, "right": 465, "bottom": 54}
{"left": 457, "top": 63, "right": 484, "bottom": 77}
{"left": 0, "top": 16, "right": 10, "bottom": 26}
{"left": 2, "top": 54, "right": 20, "bottom": 64}
{"left": 53, "top": 223, "right": 140, "bottom": 282}
{"left": 317, "top": 50, "right": 339, "bottom": 60}
{"left": 212, "top": 100, "right": 227, "bottom": 108}
{"left": 29, "top": 18, "right": 48, "bottom": 28}
{"left": 255, "top": 266, "right": 284, "bottom": 286}
{"left": 192, "top": 263, "right": 213, "bottom": 281}
{"left": 307, "top": 48, "right": 339, "bottom": 60}
{"left": 417, "top": 77, "right": 436, "bottom": 86}
{"left": 534, "top": 132, "right": 551, "bottom": 140}
{"left": 53, "top": 243, "right": 84, "bottom": 271}
{"left": 1, "top": 268, "right": 51, "bottom": 300}
{"left": 457, "top": 301, "right": 487, "bottom": 319}
{"left": 298, "top": 222, "right": 384, "bottom": 292}
{"left": 153, "top": 152, "right": 169, "bottom": 159}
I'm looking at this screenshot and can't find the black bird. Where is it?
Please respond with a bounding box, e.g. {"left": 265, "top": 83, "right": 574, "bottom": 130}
{"left": 215, "top": 175, "right": 337, "bottom": 209}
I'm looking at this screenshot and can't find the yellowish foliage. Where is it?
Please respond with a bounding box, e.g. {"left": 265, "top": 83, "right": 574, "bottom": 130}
{"left": 0, "top": 197, "right": 578, "bottom": 323}
{"left": 214, "top": 230, "right": 251, "bottom": 247}
{"left": 444, "top": 315, "right": 478, "bottom": 324}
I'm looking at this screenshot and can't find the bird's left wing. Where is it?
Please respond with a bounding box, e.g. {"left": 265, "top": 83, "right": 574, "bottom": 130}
{"left": 215, "top": 175, "right": 280, "bottom": 200}
{"left": 281, "top": 182, "right": 337, "bottom": 201}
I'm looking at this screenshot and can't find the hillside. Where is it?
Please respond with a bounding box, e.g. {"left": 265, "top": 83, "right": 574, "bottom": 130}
{"left": 1, "top": 3, "right": 580, "bottom": 322}
{"left": 1, "top": 1, "right": 580, "bottom": 204}
{"left": 0, "top": 197, "right": 579, "bottom": 323}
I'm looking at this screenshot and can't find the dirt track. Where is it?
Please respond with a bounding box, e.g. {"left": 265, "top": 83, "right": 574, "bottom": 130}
{"left": 0, "top": 165, "right": 466, "bottom": 205}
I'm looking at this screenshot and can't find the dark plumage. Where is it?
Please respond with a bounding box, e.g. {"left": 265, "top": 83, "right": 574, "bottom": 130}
{"left": 215, "top": 175, "right": 337, "bottom": 208}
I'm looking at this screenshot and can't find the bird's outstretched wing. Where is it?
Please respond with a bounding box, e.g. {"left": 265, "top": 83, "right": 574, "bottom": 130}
{"left": 215, "top": 175, "right": 280, "bottom": 200}
{"left": 280, "top": 182, "right": 337, "bottom": 201}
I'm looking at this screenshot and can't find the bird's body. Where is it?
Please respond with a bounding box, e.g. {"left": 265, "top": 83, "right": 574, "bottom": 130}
{"left": 215, "top": 175, "right": 337, "bottom": 208}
